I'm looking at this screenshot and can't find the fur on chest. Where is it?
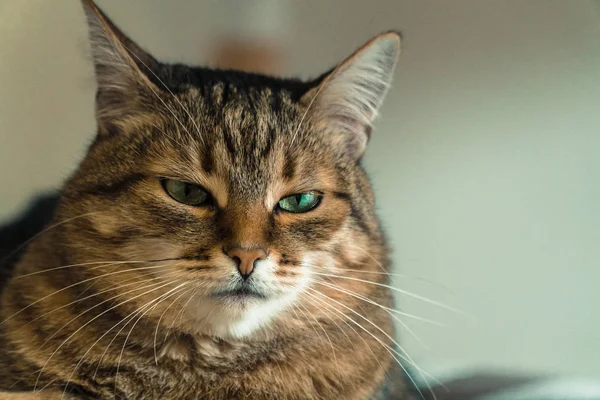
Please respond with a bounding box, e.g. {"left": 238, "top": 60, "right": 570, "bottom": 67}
{"left": 80, "top": 333, "right": 387, "bottom": 400}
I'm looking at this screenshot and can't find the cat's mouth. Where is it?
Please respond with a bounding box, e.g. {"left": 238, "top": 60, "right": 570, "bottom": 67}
{"left": 210, "top": 285, "right": 268, "bottom": 301}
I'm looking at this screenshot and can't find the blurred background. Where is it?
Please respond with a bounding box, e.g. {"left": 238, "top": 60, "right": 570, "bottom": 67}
{"left": 1, "top": 0, "right": 599, "bottom": 385}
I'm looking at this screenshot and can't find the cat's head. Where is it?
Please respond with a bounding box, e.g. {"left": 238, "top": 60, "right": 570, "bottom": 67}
{"left": 61, "top": 0, "right": 400, "bottom": 339}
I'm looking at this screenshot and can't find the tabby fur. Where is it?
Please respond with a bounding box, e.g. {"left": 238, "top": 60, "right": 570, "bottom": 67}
{"left": 0, "top": 1, "right": 404, "bottom": 399}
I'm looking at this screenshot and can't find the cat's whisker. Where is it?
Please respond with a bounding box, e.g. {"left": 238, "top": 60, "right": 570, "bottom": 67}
{"left": 302, "top": 292, "right": 428, "bottom": 400}
{"left": 33, "top": 379, "right": 60, "bottom": 395}
{"left": 309, "top": 271, "right": 464, "bottom": 315}
{"left": 303, "top": 267, "right": 445, "bottom": 327}
{"left": 339, "top": 244, "right": 453, "bottom": 295}
{"left": 307, "top": 278, "right": 431, "bottom": 350}
{"left": 105, "top": 38, "right": 197, "bottom": 147}
{"left": 1, "top": 264, "right": 173, "bottom": 326}
{"left": 291, "top": 300, "right": 343, "bottom": 371}
{"left": 148, "top": 122, "right": 187, "bottom": 149}
{"left": 92, "top": 285, "right": 187, "bottom": 381}
{"left": 154, "top": 287, "right": 195, "bottom": 365}
{"left": 311, "top": 275, "right": 443, "bottom": 327}
{"left": 310, "top": 264, "right": 453, "bottom": 292}
{"left": 113, "top": 282, "right": 189, "bottom": 395}
{"left": 72, "top": 268, "right": 126, "bottom": 303}
{"left": 124, "top": 46, "right": 205, "bottom": 144}
{"left": 15, "top": 262, "right": 161, "bottom": 315}
{"left": 301, "top": 291, "right": 365, "bottom": 352}
{"left": 168, "top": 286, "right": 201, "bottom": 334}
{"left": 163, "top": 285, "right": 214, "bottom": 344}
{"left": 299, "top": 290, "right": 355, "bottom": 348}
{"left": 305, "top": 287, "right": 438, "bottom": 400}
{"left": 197, "top": 300, "right": 220, "bottom": 328}
{"left": 38, "top": 272, "right": 176, "bottom": 350}
{"left": 0, "top": 212, "right": 102, "bottom": 267}
{"left": 310, "top": 284, "right": 444, "bottom": 387}
{"left": 98, "top": 35, "right": 196, "bottom": 144}
{"left": 340, "top": 242, "right": 389, "bottom": 273}
{"left": 15, "top": 271, "right": 181, "bottom": 333}
{"left": 289, "top": 59, "right": 346, "bottom": 149}
{"left": 92, "top": 316, "right": 136, "bottom": 381}
{"left": 61, "top": 283, "right": 188, "bottom": 398}
{"left": 314, "top": 265, "right": 411, "bottom": 278}
{"left": 15, "top": 260, "right": 156, "bottom": 279}
{"left": 306, "top": 285, "right": 411, "bottom": 362}
{"left": 292, "top": 302, "right": 325, "bottom": 345}
{"left": 71, "top": 252, "right": 184, "bottom": 301}
{"left": 287, "top": 303, "right": 305, "bottom": 329}
{"left": 295, "top": 298, "right": 340, "bottom": 373}
{"left": 300, "top": 289, "right": 392, "bottom": 388}
{"left": 60, "top": 293, "right": 147, "bottom": 395}
{"left": 137, "top": 76, "right": 193, "bottom": 141}
{"left": 33, "top": 279, "right": 179, "bottom": 392}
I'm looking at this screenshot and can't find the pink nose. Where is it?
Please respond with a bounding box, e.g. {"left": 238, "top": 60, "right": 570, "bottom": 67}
{"left": 226, "top": 247, "right": 267, "bottom": 279}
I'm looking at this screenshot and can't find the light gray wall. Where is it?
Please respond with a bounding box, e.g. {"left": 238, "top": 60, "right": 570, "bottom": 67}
{"left": 1, "top": 0, "right": 599, "bottom": 378}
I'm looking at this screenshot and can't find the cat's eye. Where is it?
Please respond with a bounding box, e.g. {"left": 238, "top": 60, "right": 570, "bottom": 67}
{"left": 278, "top": 192, "right": 321, "bottom": 213}
{"left": 162, "top": 179, "right": 209, "bottom": 206}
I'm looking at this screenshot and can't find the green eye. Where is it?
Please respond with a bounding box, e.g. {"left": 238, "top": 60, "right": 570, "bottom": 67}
{"left": 163, "top": 179, "right": 209, "bottom": 206}
{"left": 278, "top": 192, "right": 321, "bottom": 213}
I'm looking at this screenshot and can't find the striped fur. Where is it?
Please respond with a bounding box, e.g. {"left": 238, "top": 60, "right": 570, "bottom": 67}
{"left": 0, "top": 1, "right": 403, "bottom": 399}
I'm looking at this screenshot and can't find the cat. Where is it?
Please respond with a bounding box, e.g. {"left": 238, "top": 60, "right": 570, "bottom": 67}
{"left": 0, "top": 0, "right": 407, "bottom": 398}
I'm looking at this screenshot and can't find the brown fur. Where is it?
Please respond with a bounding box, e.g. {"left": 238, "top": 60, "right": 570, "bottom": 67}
{"left": 0, "top": 1, "right": 405, "bottom": 399}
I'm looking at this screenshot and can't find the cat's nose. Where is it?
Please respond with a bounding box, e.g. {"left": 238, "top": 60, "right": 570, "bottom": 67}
{"left": 226, "top": 247, "right": 267, "bottom": 280}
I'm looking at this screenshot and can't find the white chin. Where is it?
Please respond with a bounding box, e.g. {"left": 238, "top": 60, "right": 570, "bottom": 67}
{"left": 184, "top": 294, "right": 295, "bottom": 340}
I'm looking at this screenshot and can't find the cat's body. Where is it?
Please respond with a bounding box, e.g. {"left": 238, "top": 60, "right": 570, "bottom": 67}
{"left": 0, "top": 1, "right": 406, "bottom": 399}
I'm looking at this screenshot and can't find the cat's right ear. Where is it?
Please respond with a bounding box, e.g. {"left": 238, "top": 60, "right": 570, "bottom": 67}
{"left": 81, "top": 0, "right": 161, "bottom": 130}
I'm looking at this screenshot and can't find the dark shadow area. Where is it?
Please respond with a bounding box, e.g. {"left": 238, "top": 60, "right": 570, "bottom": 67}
{"left": 0, "top": 193, "right": 60, "bottom": 293}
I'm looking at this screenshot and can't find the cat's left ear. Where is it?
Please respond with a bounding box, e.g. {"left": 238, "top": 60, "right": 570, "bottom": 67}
{"left": 302, "top": 32, "right": 401, "bottom": 159}
{"left": 80, "top": 0, "right": 161, "bottom": 128}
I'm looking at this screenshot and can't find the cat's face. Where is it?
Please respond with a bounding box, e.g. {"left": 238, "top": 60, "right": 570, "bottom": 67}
{"left": 74, "top": 88, "right": 358, "bottom": 338}
{"left": 63, "top": 1, "right": 400, "bottom": 339}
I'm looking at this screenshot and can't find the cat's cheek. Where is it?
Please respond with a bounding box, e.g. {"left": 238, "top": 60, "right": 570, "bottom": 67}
{"left": 300, "top": 251, "right": 335, "bottom": 277}
{"left": 330, "top": 224, "right": 371, "bottom": 265}
{"left": 89, "top": 212, "right": 125, "bottom": 237}
{"left": 117, "top": 238, "right": 183, "bottom": 263}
